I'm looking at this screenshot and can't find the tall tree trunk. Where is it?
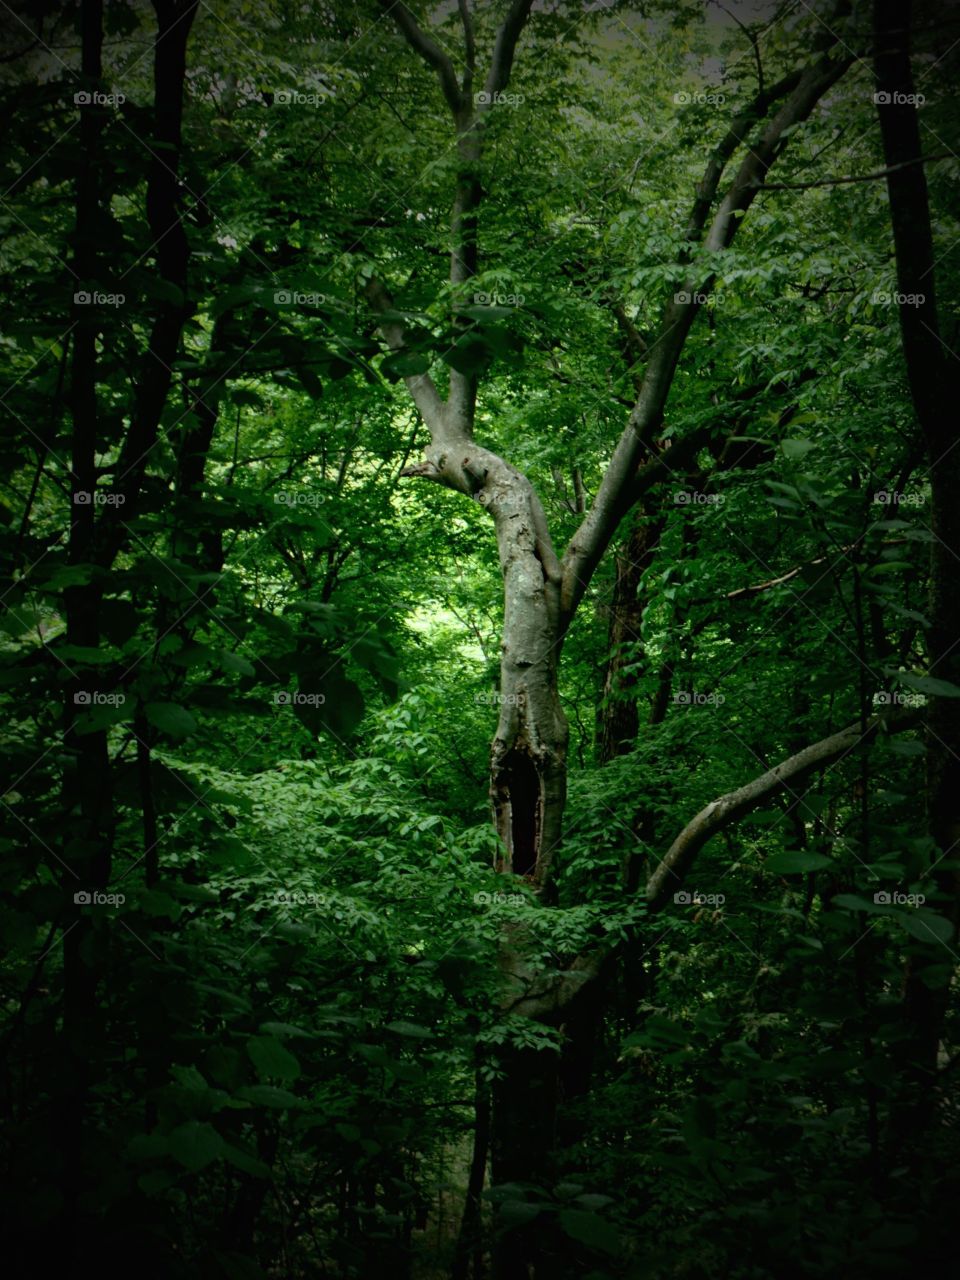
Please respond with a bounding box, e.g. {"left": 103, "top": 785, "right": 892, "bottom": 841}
{"left": 873, "top": 0, "right": 960, "bottom": 1131}
{"left": 59, "top": 0, "right": 110, "bottom": 1260}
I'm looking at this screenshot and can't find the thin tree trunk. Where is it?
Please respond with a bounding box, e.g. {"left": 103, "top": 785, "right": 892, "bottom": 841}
{"left": 596, "top": 507, "right": 663, "bottom": 764}
{"left": 452, "top": 1068, "right": 490, "bottom": 1280}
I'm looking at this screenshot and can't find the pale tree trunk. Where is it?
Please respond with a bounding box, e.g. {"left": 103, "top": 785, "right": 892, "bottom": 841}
{"left": 367, "top": 8, "right": 853, "bottom": 1274}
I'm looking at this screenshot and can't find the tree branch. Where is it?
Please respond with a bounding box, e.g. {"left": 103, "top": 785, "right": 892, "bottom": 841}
{"left": 762, "top": 151, "right": 951, "bottom": 190}
{"left": 363, "top": 274, "right": 450, "bottom": 433}
{"left": 377, "top": 0, "right": 463, "bottom": 116}
{"left": 559, "top": 37, "right": 852, "bottom": 631}
{"left": 458, "top": 0, "right": 475, "bottom": 96}
{"left": 483, "top": 0, "right": 535, "bottom": 100}
{"left": 646, "top": 707, "right": 923, "bottom": 910}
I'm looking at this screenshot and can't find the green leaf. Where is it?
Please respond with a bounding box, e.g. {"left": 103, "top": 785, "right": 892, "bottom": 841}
{"left": 781, "top": 438, "right": 815, "bottom": 460}
{"left": 832, "top": 894, "right": 888, "bottom": 914}
{"left": 144, "top": 701, "right": 198, "bottom": 739}
{"left": 168, "top": 1121, "right": 224, "bottom": 1172}
{"left": 765, "top": 851, "right": 832, "bottom": 874}
{"left": 246, "top": 1035, "right": 301, "bottom": 1082}
{"left": 222, "top": 1143, "right": 271, "bottom": 1179}
{"left": 898, "top": 672, "right": 960, "bottom": 698}
{"left": 896, "top": 911, "right": 954, "bottom": 944}
{"left": 557, "top": 1208, "right": 620, "bottom": 1256}
{"left": 235, "top": 1085, "right": 299, "bottom": 1109}
{"left": 385, "top": 1021, "right": 432, "bottom": 1038}
{"left": 381, "top": 351, "right": 431, "bottom": 379}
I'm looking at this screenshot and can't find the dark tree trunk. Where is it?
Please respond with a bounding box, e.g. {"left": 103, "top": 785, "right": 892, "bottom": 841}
{"left": 596, "top": 507, "right": 664, "bottom": 764}
{"left": 452, "top": 1068, "right": 491, "bottom": 1280}
{"left": 873, "top": 0, "right": 960, "bottom": 1126}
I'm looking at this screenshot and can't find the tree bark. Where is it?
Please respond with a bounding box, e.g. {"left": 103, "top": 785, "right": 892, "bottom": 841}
{"left": 596, "top": 507, "right": 664, "bottom": 764}
{"left": 873, "top": 0, "right": 960, "bottom": 1124}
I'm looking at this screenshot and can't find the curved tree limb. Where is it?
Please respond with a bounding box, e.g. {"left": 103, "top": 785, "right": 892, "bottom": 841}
{"left": 376, "top": 0, "right": 464, "bottom": 115}
{"left": 646, "top": 706, "right": 923, "bottom": 910}
{"left": 560, "top": 35, "right": 853, "bottom": 633}
{"left": 483, "top": 0, "right": 535, "bottom": 100}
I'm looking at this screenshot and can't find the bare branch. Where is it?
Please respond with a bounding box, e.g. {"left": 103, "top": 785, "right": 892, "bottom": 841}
{"left": 762, "top": 151, "right": 951, "bottom": 190}
{"left": 646, "top": 707, "right": 923, "bottom": 910}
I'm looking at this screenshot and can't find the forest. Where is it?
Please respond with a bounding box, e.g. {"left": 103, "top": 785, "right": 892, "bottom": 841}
{"left": 1, "top": 0, "right": 958, "bottom": 1275}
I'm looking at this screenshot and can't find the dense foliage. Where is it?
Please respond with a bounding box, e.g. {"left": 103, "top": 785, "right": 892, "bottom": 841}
{"left": 1, "top": 1, "right": 958, "bottom": 1277}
